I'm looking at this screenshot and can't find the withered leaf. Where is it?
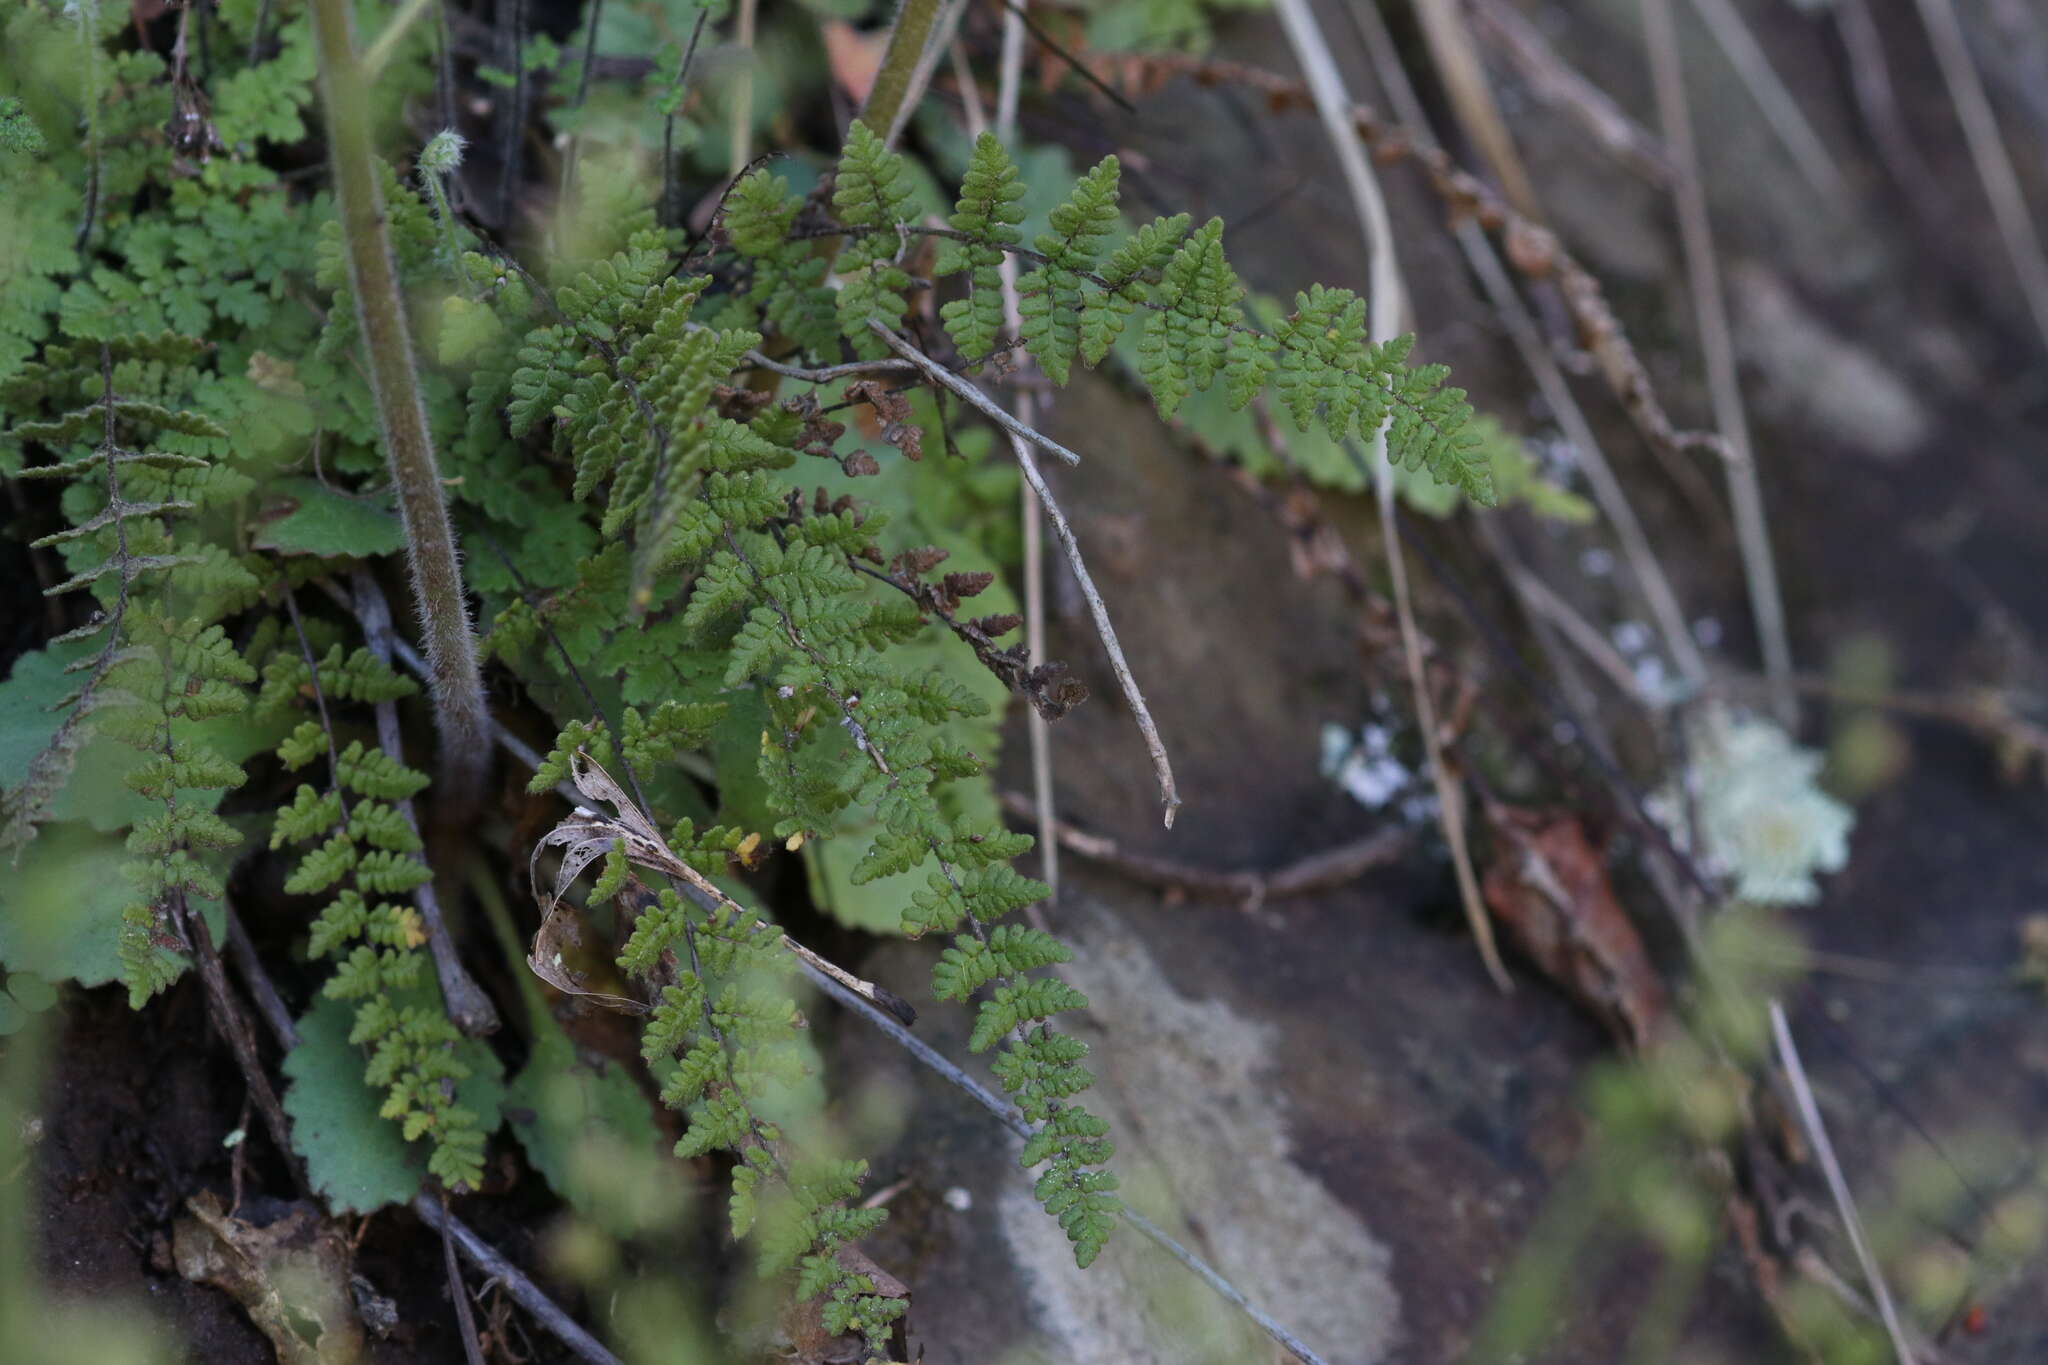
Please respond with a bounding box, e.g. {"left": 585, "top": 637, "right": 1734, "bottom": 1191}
{"left": 1480, "top": 804, "right": 1667, "bottom": 1049}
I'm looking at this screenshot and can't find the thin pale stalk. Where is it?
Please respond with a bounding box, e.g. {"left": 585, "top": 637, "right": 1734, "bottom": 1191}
{"left": 1412, "top": 0, "right": 1542, "bottom": 217}
{"left": 1346, "top": 0, "right": 1704, "bottom": 689}
{"left": 361, "top": 0, "right": 435, "bottom": 81}
{"left": 1910, "top": 0, "right": 2048, "bottom": 354}
{"left": 1685, "top": 0, "right": 1846, "bottom": 198}
{"left": 1019, "top": 400, "right": 1057, "bottom": 901}
{"left": 1642, "top": 0, "right": 1794, "bottom": 724}
{"left": 307, "top": 0, "right": 492, "bottom": 806}
{"left": 1271, "top": 0, "right": 1510, "bottom": 991}
{"left": 1769, "top": 1002, "right": 1917, "bottom": 1364}
{"left": 964, "top": 10, "right": 1061, "bottom": 905}
{"left": 883, "top": 0, "right": 971, "bottom": 149}
{"left": 997, "top": 0, "right": 1028, "bottom": 135}
{"left": 727, "top": 0, "right": 756, "bottom": 173}
{"left": 1003, "top": 13, "right": 1058, "bottom": 907}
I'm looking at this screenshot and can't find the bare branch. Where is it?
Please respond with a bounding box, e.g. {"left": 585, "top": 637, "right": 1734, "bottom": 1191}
{"left": 861, "top": 325, "right": 1081, "bottom": 466}
{"left": 348, "top": 570, "right": 501, "bottom": 1037}
{"left": 869, "top": 322, "right": 1180, "bottom": 826}
{"left": 1001, "top": 791, "right": 1410, "bottom": 907}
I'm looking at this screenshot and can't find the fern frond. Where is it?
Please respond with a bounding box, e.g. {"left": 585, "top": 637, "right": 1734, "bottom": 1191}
{"left": 937, "top": 133, "right": 1027, "bottom": 365}
{"left": 1017, "top": 155, "right": 1122, "bottom": 384}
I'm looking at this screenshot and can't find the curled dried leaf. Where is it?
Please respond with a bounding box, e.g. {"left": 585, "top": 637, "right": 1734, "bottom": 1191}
{"left": 1480, "top": 803, "right": 1667, "bottom": 1049}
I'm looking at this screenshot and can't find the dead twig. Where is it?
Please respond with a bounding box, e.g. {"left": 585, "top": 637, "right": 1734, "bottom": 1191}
{"left": 999, "top": 791, "right": 1409, "bottom": 907}
{"left": 1468, "top": 0, "right": 1674, "bottom": 185}
{"left": 870, "top": 321, "right": 1181, "bottom": 826}
{"left": 347, "top": 570, "right": 501, "bottom": 1037}
{"left": 1642, "top": 0, "right": 1795, "bottom": 724}
{"left": 1770, "top": 1001, "right": 1917, "bottom": 1365}
{"left": 1910, "top": 0, "right": 2048, "bottom": 355}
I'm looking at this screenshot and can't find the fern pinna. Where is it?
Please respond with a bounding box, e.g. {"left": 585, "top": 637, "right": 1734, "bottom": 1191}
{"left": 3, "top": 333, "right": 260, "bottom": 1003}
{"left": 258, "top": 634, "right": 489, "bottom": 1191}
{"left": 745, "top": 125, "right": 1495, "bottom": 504}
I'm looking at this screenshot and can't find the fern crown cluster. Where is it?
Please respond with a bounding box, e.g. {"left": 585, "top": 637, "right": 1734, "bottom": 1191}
{"left": 1, "top": 5, "right": 1506, "bottom": 1352}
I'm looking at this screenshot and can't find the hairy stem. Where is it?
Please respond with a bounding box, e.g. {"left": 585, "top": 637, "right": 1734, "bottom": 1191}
{"left": 859, "top": 0, "right": 945, "bottom": 145}
{"left": 307, "top": 0, "right": 491, "bottom": 808}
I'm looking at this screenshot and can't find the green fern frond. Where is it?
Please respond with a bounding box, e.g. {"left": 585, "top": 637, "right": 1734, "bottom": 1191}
{"left": 937, "top": 132, "right": 1028, "bottom": 364}
{"left": 1018, "top": 155, "right": 1123, "bottom": 384}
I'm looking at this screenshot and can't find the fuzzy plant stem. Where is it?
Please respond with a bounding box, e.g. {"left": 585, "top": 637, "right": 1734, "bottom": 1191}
{"left": 308, "top": 0, "right": 492, "bottom": 808}
{"left": 860, "top": 0, "right": 945, "bottom": 144}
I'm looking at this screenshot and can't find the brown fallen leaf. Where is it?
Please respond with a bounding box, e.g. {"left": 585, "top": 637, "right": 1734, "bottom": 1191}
{"left": 820, "top": 20, "right": 885, "bottom": 105}
{"left": 1480, "top": 803, "right": 1668, "bottom": 1049}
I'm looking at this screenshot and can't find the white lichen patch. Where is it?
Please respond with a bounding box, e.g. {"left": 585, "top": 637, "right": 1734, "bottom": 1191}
{"left": 1651, "top": 704, "right": 1855, "bottom": 906}
{"left": 995, "top": 909, "right": 1401, "bottom": 1365}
